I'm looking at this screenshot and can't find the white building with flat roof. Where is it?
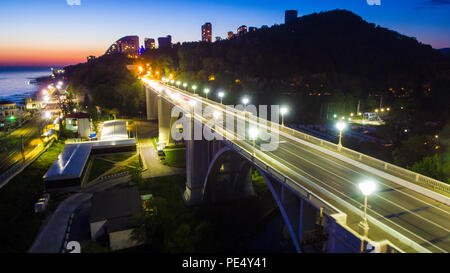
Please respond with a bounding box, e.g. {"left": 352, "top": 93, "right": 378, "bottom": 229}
{"left": 100, "top": 120, "right": 129, "bottom": 141}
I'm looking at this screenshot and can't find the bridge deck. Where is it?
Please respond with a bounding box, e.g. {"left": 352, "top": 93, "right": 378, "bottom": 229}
{"left": 144, "top": 80, "right": 450, "bottom": 253}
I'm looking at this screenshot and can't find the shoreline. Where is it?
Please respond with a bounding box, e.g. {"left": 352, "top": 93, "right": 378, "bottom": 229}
{"left": 0, "top": 75, "right": 54, "bottom": 105}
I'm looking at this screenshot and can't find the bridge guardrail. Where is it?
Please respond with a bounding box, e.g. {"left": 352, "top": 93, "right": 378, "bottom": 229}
{"left": 280, "top": 124, "right": 450, "bottom": 195}
{"left": 154, "top": 82, "right": 450, "bottom": 196}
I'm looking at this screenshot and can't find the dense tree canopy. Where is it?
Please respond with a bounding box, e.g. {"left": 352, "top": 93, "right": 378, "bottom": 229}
{"left": 64, "top": 54, "right": 145, "bottom": 117}
{"left": 142, "top": 9, "right": 450, "bottom": 124}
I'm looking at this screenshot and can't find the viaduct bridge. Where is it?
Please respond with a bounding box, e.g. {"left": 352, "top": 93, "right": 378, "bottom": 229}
{"left": 142, "top": 78, "right": 450, "bottom": 253}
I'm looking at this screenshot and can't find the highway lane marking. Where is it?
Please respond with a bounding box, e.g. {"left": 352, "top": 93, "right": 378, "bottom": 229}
{"left": 263, "top": 147, "right": 444, "bottom": 253}
{"left": 276, "top": 145, "right": 450, "bottom": 234}
{"left": 280, "top": 140, "right": 450, "bottom": 216}
{"left": 385, "top": 206, "right": 432, "bottom": 219}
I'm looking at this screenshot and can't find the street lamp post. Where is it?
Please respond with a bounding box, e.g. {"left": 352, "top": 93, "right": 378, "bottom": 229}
{"left": 192, "top": 85, "right": 197, "bottom": 94}
{"left": 242, "top": 97, "right": 249, "bottom": 112}
{"left": 249, "top": 127, "right": 258, "bottom": 156}
{"left": 280, "top": 107, "right": 288, "bottom": 127}
{"left": 204, "top": 88, "right": 210, "bottom": 99}
{"left": 183, "top": 83, "right": 187, "bottom": 90}
{"left": 336, "top": 121, "right": 346, "bottom": 151}
{"left": 218, "top": 91, "right": 224, "bottom": 104}
{"left": 358, "top": 180, "right": 376, "bottom": 253}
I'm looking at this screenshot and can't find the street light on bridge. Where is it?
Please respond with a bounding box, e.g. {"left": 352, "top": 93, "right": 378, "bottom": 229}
{"left": 192, "top": 85, "right": 197, "bottom": 94}
{"left": 242, "top": 97, "right": 249, "bottom": 108}
{"left": 204, "top": 88, "right": 210, "bottom": 99}
{"left": 280, "top": 106, "right": 288, "bottom": 127}
{"left": 358, "top": 180, "right": 377, "bottom": 253}
{"left": 336, "top": 121, "right": 347, "bottom": 151}
{"left": 249, "top": 127, "right": 259, "bottom": 156}
{"left": 218, "top": 91, "right": 224, "bottom": 104}
{"left": 176, "top": 81, "right": 181, "bottom": 87}
{"left": 183, "top": 83, "right": 187, "bottom": 90}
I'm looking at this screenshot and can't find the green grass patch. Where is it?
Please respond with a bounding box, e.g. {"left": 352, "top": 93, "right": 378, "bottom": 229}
{"left": 87, "top": 158, "right": 115, "bottom": 182}
{"left": 162, "top": 149, "right": 186, "bottom": 168}
{"left": 127, "top": 155, "right": 142, "bottom": 169}
{"left": 0, "top": 140, "right": 66, "bottom": 252}
{"left": 151, "top": 138, "right": 158, "bottom": 150}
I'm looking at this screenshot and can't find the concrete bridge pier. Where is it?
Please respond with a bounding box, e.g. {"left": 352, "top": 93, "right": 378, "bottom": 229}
{"left": 184, "top": 116, "right": 214, "bottom": 206}
{"left": 145, "top": 87, "right": 158, "bottom": 120}
{"left": 157, "top": 95, "right": 178, "bottom": 147}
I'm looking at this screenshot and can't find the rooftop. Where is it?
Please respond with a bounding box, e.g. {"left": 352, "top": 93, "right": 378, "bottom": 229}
{"left": 100, "top": 120, "right": 128, "bottom": 140}
{"left": 90, "top": 186, "right": 142, "bottom": 232}
{"left": 43, "top": 138, "right": 137, "bottom": 182}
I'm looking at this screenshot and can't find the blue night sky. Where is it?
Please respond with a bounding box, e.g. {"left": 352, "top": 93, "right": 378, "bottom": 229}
{"left": 0, "top": 0, "right": 449, "bottom": 66}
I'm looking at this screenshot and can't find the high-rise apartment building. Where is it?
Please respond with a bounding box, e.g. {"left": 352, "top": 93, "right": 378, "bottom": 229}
{"left": 285, "top": 10, "right": 298, "bottom": 24}
{"left": 105, "top": 36, "right": 139, "bottom": 57}
{"left": 144, "top": 38, "right": 156, "bottom": 50}
{"left": 202, "top": 22, "right": 212, "bottom": 43}
{"left": 158, "top": 35, "right": 172, "bottom": 48}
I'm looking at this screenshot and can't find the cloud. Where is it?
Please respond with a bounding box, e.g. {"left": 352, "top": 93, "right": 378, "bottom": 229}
{"left": 66, "top": 0, "right": 81, "bottom": 5}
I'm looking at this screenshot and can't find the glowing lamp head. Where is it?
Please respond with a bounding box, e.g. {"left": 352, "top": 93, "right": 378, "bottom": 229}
{"left": 183, "top": 83, "right": 187, "bottom": 87}
{"left": 242, "top": 97, "right": 249, "bottom": 105}
{"left": 336, "top": 121, "right": 346, "bottom": 132}
{"left": 204, "top": 88, "right": 210, "bottom": 94}
{"left": 359, "top": 181, "right": 377, "bottom": 196}
{"left": 176, "top": 81, "right": 181, "bottom": 86}
{"left": 249, "top": 127, "right": 259, "bottom": 140}
{"left": 218, "top": 91, "right": 224, "bottom": 98}
{"left": 192, "top": 85, "right": 197, "bottom": 90}
{"left": 280, "top": 107, "right": 288, "bottom": 115}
